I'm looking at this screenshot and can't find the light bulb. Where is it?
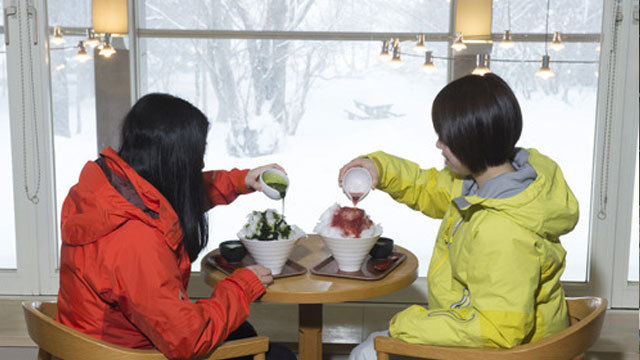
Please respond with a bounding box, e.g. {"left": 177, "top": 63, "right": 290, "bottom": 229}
{"left": 51, "top": 26, "right": 65, "bottom": 45}
{"left": 99, "top": 44, "right": 116, "bottom": 58}
{"left": 389, "top": 55, "right": 404, "bottom": 69}
{"left": 499, "top": 30, "right": 514, "bottom": 49}
{"left": 550, "top": 31, "right": 565, "bottom": 51}
{"left": 414, "top": 34, "right": 427, "bottom": 54}
{"left": 471, "top": 54, "right": 491, "bottom": 76}
{"left": 73, "top": 41, "right": 91, "bottom": 63}
{"left": 388, "top": 40, "right": 403, "bottom": 68}
{"left": 378, "top": 40, "right": 392, "bottom": 62}
{"left": 535, "top": 55, "right": 555, "bottom": 79}
{"left": 421, "top": 51, "right": 436, "bottom": 73}
{"left": 86, "top": 28, "right": 100, "bottom": 48}
{"left": 390, "top": 58, "right": 403, "bottom": 68}
{"left": 451, "top": 33, "right": 467, "bottom": 52}
{"left": 99, "top": 33, "right": 116, "bottom": 58}
{"left": 389, "top": 47, "right": 403, "bottom": 68}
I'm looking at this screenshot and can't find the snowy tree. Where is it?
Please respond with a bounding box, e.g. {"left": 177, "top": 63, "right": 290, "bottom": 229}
{"left": 141, "top": 0, "right": 329, "bottom": 157}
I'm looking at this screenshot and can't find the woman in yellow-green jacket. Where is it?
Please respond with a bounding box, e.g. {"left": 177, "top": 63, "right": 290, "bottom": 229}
{"left": 342, "top": 74, "right": 579, "bottom": 360}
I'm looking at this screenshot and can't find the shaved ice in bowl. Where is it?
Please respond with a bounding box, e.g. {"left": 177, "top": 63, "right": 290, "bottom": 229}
{"left": 237, "top": 209, "right": 305, "bottom": 275}
{"left": 314, "top": 204, "right": 382, "bottom": 272}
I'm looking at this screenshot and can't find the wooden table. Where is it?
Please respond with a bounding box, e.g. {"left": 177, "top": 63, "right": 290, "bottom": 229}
{"left": 201, "top": 235, "right": 418, "bottom": 360}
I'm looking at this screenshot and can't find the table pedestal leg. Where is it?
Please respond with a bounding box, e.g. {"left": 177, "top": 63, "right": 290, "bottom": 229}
{"left": 298, "top": 304, "right": 322, "bottom": 360}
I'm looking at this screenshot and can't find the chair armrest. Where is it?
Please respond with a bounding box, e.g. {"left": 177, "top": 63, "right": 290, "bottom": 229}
{"left": 374, "top": 336, "right": 491, "bottom": 360}
{"left": 203, "top": 336, "right": 269, "bottom": 360}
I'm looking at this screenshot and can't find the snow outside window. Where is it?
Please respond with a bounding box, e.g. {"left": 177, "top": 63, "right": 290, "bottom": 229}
{"left": 47, "top": 0, "right": 99, "bottom": 262}
{"left": 49, "top": 35, "right": 98, "bottom": 259}
{"left": 0, "top": 19, "right": 17, "bottom": 269}
{"left": 139, "top": 0, "right": 450, "bottom": 33}
{"left": 140, "top": 38, "right": 450, "bottom": 275}
{"left": 48, "top": 0, "right": 97, "bottom": 264}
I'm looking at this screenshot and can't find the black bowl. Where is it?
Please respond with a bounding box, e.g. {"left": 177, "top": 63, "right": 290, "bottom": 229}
{"left": 369, "top": 237, "right": 394, "bottom": 259}
{"left": 220, "top": 240, "right": 247, "bottom": 263}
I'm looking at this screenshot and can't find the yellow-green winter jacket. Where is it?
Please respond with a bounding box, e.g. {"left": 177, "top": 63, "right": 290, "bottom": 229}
{"left": 366, "top": 148, "right": 578, "bottom": 348}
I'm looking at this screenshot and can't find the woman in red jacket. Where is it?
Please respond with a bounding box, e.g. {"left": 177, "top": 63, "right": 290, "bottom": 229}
{"left": 57, "top": 93, "right": 296, "bottom": 360}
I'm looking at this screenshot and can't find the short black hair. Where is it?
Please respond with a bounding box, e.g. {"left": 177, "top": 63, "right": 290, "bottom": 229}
{"left": 432, "top": 73, "right": 522, "bottom": 174}
{"left": 119, "top": 93, "right": 210, "bottom": 262}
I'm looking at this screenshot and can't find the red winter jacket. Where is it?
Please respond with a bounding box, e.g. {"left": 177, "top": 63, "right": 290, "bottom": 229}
{"left": 57, "top": 147, "right": 266, "bottom": 359}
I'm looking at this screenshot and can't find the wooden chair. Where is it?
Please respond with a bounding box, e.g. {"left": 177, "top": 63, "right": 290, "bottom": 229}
{"left": 23, "top": 301, "right": 269, "bottom": 360}
{"left": 374, "top": 297, "right": 607, "bottom": 360}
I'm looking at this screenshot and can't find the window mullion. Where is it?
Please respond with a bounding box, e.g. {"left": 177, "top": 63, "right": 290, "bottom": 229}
{"left": 587, "top": 0, "right": 637, "bottom": 307}
{"left": 610, "top": 0, "right": 639, "bottom": 308}
{"left": 32, "top": 0, "right": 57, "bottom": 295}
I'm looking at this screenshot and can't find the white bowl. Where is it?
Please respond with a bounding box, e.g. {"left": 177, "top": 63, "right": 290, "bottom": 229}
{"left": 320, "top": 234, "right": 380, "bottom": 272}
{"left": 240, "top": 237, "right": 300, "bottom": 275}
{"left": 259, "top": 169, "right": 289, "bottom": 200}
{"left": 342, "top": 167, "right": 372, "bottom": 204}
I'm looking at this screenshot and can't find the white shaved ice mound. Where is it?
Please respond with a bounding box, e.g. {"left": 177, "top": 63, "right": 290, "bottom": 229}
{"left": 313, "top": 203, "right": 382, "bottom": 239}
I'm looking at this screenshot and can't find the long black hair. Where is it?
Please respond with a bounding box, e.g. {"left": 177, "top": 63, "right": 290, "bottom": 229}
{"left": 119, "top": 93, "right": 209, "bottom": 262}
{"left": 432, "top": 73, "right": 522, "bottom": 174}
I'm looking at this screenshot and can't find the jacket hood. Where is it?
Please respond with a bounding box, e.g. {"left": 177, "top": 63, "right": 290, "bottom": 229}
{"left": 453, "top": 148, "right": 579, "bottom": 240}
{"left": 60, "top": 147, "right": 183, "bottom": 250}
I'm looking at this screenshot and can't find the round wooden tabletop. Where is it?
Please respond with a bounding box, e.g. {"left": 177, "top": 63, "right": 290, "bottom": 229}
{"left": 201, "top": 234, "right": 418, "bottom": 304}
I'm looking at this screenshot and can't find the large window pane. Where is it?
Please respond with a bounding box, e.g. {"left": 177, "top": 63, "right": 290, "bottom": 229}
{"left": 492, "top": 0, "right": 603, "bottom": 34}
{"left": 49, "top": 36, "right": 98, "bottom": 260}
{"left": 0, "top": 16, "right": 17, "bottom": 269}
{"left": 139, "top": 0, "right": 449, "bottom": 33}
{"left": 629, "top": 138, "right": 638, "bottom": 281}
{"left": 140, "top": 37, "right": 449, "bottom": 273}
{"left": 491, "top": 42, "right": 599, "bottom": 281}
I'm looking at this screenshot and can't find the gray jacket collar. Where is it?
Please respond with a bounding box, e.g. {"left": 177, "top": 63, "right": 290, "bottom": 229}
{"left": 454, "top": 148, "right": 537, "bottom": 208}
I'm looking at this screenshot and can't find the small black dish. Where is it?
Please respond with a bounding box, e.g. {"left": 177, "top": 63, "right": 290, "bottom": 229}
{"left": 220, "top": 240, "right": 246, "bottom": 263}
{"left": 369, "top": 237, "right": 394, "bottom": 259}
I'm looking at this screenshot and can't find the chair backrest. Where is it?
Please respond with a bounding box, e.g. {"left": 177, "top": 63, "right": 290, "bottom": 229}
{"left": 374, "top": 297, "right": 608, "bottom": 360}
{"left": 23, "top": 301, "right": 268, "bottom": 360}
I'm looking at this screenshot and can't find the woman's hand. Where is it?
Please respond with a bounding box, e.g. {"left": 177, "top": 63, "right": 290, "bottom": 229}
{"left": 245, "top": 164, "right": 286, "bottom": 192}
{"left": 245, "top": 265, "right": 274, "bottom": 287}
{"left": 338, "top": 158, "right": 379, "bottom": 189}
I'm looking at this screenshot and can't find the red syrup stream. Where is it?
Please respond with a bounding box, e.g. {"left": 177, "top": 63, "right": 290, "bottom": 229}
{"left": 350, "top": 192, "right": 364, "bottom": 206}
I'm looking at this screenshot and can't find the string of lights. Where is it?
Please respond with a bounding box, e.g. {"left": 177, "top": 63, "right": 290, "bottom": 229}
{"left": 378, "top": 35, "right": 599, "bottom": 78}
{"left": 49, "top": 26, "right": 117, "bottom": 61}
{"left": 408, "top": 52, "right": 599, "bottom": 64}
{"left": 48, "top": 21, "right": 600, "bottom": 79}
{"left": 373, "top": 0, "right": 599, "bottom": 78}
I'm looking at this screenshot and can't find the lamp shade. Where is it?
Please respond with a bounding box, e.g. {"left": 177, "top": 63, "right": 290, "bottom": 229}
{"left": 92, "top": 0, "right": 128, "bottom": 35}
{"left": 455, "top": 0, "right": 492, "bottom": 43}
